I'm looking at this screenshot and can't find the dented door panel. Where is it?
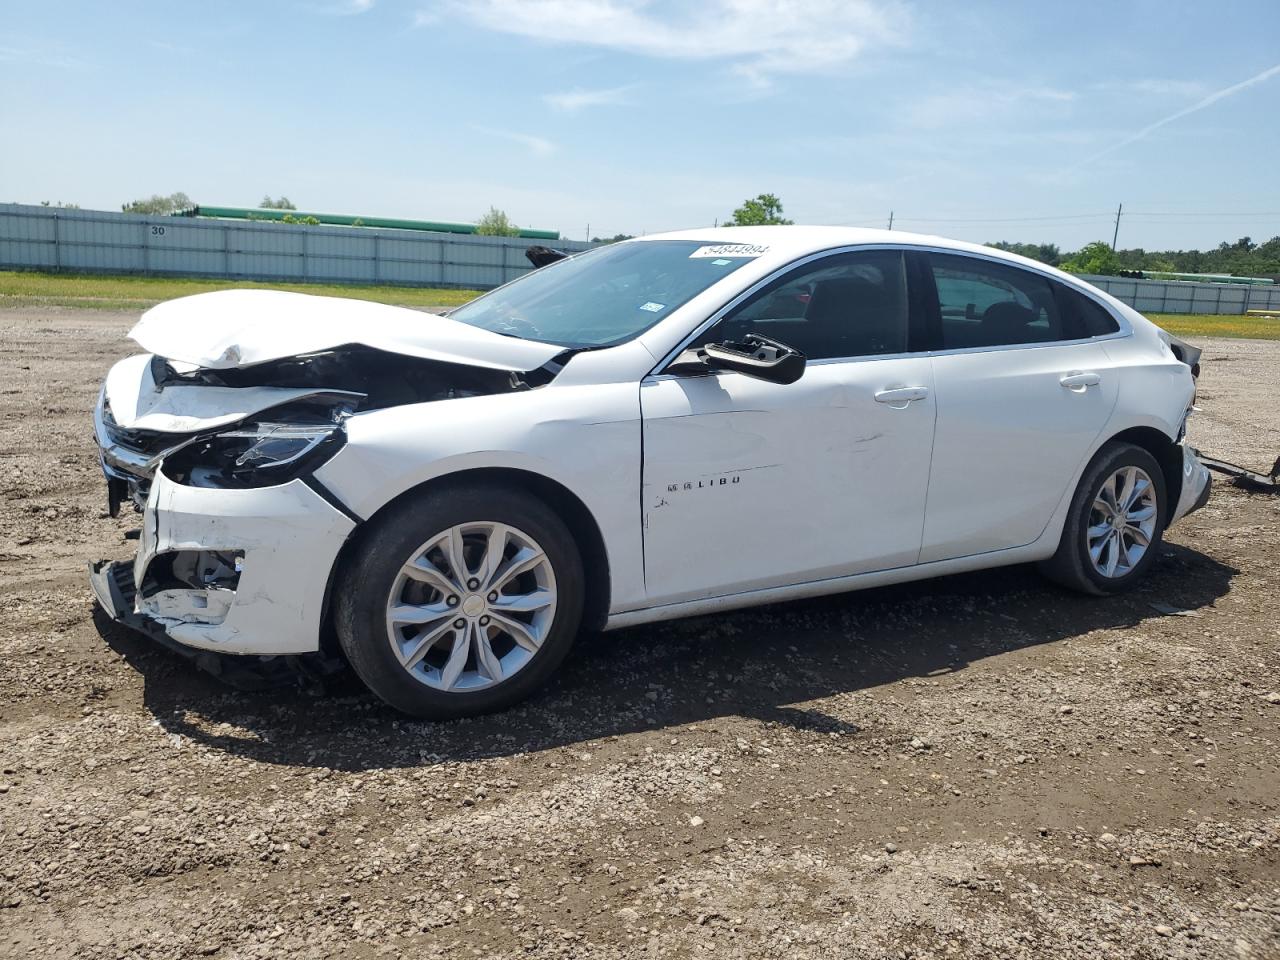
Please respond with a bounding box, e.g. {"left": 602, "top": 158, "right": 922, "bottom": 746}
{"left": 639, "top": 357, "right": 936, "bottom": 606}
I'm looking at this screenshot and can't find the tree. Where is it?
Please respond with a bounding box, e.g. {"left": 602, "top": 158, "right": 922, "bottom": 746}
{"left": 591, "top": 233, "right": 635, "bottom": 244}
{"left": 39, "top": 200, "right": 80, "bottom": 209}
{"left": 121, "top": 191, "right": 193, "bottom": 215}
{"left": 260, "top": 195, "right": 296, "bottom": 210}
{"left": 475, "top": 207, "right": 520, "bottom": 237}
{"left": 987, "top": 235, "right": 1280, "bottom": 277}
{"left": 986, "top": 241, "right": 1060, "bottom": 266}
{"left": 1059, "top": 241, "right": 1123, "bottom": 276}
{"left": 727, "top": 193, "right": 793, "bottom": 226}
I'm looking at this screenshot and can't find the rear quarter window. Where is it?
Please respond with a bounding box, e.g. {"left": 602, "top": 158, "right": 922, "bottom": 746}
{"left": 1054, "top": 284, "right": 1121, "bottom": 337}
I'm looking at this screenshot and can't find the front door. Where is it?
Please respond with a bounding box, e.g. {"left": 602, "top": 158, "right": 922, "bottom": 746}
{"left": 639, "top": 249, "right": 937, "bottom": 607}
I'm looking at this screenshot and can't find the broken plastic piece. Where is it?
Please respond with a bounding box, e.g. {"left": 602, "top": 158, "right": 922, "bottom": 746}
{"left": 1194, "top": 450, "right": 1280, "bottom": 493}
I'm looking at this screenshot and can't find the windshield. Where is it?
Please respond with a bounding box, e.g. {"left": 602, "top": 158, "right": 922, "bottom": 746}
{"left": 447, "top": 240, "right": 759, "bottom": 348}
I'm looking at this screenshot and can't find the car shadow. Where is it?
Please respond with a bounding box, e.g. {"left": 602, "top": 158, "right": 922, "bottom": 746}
{"left": 96, "top": 543, "right": 1237, "bottom": 771}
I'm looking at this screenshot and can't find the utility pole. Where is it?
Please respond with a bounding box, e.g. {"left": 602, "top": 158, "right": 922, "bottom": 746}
{"left": 1111, "top": 203, "right": 1123, "bottom": 250}
{"left": 887, "top": 210, "right": 894, "bottom": 231}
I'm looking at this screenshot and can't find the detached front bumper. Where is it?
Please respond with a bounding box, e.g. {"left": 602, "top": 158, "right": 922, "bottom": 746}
{"left": 1170, "top": 442, "right": 1212, "bottom": 526}
{"left": 91, "top": 469, "right": 357, "bottom": 656}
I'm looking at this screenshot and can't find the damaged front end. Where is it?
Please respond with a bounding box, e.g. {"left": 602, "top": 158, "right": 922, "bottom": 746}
{"left": 88, "top": 555, "right": 342, "bottom": 692}
{"left": 95, "top": 383, "right": 359, "bottom": 515}
{"left": 91, "top": 289, "right": 571, "bottom": 689}
{"left": 95, "top": 345, "right": 549, "bottom": 515}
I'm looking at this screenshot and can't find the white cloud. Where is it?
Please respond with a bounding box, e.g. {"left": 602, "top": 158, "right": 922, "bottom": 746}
{"left": 426, "top": 0, "right": 908, "bottom": 83}
{"left": 1129, "top": 78, "right": 1207, "bottom": 98}
{"left": 1030, "top": 88, "right": 1076, "bottom": 103}
{"left": 1091, "top": 78, "right": 1209, "bottom": 99}
{"left": 903, "top": 85, "right": 1076, "bottom": 129}
{"left": 312, "top": 0, "right": 374, "bottom": 14}
{"left": 0, "top": 44, "right": 85, "bottom": 70}
{"left": 1084, "top": 62, "right": 1280, "bottom": 164}
{"left": 543, "top": 84, "right": 636, "bottom": 112}
{"left": 473, "top": 126, "right": 557, "bottom": 157}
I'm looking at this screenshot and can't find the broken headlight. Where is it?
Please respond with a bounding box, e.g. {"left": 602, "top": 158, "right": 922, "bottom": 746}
{"left": 163, "top": 419, "right": 347, "bottom": 489}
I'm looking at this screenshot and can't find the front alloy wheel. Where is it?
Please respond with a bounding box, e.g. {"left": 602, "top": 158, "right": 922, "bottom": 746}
{"left": 387, "top": 522, "right": 558, "bottom": 692}
{"left": 336, "top": 483, "right": 584, "bottom": 719}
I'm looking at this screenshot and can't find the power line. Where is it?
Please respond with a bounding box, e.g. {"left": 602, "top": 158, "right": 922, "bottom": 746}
{"left": 892, "top": 213, "right": 1113, "bottom": 224}
{"left": 1125, "top": 211, "right": 1280, "bottom": 218}
{"left": 804, "top": 207, "right": 1276, "bottom": 232}
{"left": 1123, "top": 217, "right": 1280, "bottom": 224}
{"left": 812, "top": 215, "right": 1112, "bottom": 228}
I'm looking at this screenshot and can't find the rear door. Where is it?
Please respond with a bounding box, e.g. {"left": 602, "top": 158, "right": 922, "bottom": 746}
{"left": 919, "top": 252, "right": 1120, "bottom": 563}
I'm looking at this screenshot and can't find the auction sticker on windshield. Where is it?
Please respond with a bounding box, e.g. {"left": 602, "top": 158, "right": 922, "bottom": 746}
{"left": 689, "top": 243, "right": 769, "bottom": 259}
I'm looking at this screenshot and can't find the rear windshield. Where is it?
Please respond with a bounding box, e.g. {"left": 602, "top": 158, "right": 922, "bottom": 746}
{"left": 447, "top": 240, "right": 757, "bottom": 348}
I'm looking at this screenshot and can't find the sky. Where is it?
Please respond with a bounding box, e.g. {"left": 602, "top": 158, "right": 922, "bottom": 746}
{"left": 2, "top": 0, "right": 1278, "bottom": 250}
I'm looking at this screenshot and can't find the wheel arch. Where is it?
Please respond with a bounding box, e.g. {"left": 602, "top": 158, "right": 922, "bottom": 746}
{"left": 1103, "top": 425, "right": 1183, "bottom": 511}
{"left": 318, "top": 466, "right": 612, "bottom": 656}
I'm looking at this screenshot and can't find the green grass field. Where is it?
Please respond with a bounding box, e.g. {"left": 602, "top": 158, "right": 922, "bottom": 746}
{"left": 2, "top": 270, "right": 1277, "bottom": 341}
{"left": 0, "top": 270, "right": 480, "bottom": 311}
{"left": 1149, "top": 312, "right": 1280, "bottom": 341}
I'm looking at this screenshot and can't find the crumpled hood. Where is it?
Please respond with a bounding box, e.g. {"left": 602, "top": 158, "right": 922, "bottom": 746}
{"left": 128, "top": 289, "right": 562, "bottom": 372}
{"left": 102, "top": 353, "right": 360, "bottom": 433}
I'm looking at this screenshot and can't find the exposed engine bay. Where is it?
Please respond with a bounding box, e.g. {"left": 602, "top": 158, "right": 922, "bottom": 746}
{"left": 98, "top": 344, "right": 561, "bottom": 514}
{"left": 148, "top": 344, "right": 552, "bottom": 401}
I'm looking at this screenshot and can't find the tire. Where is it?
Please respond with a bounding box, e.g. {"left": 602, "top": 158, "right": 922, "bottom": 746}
{"left": 335, "top": 482, "right": 584, "bottom": 719}
{"left": 1038, "top": 441, "right": 1167, "bottom": 596}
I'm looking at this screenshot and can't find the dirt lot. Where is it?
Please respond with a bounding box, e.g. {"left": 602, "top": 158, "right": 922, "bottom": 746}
{"left": 1, "top": 306, "right": 1278, "bottom": 960}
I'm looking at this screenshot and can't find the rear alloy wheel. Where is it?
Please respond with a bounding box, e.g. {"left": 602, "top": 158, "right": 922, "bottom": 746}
{"left": 1039, "top": 441, "right": 1167, "bottom": 596}
{"left": 1085, "top": 465, "right": 1158, "bottom": 579}
{"left": 336, "top": 484, "right": 584, "bottom": 719}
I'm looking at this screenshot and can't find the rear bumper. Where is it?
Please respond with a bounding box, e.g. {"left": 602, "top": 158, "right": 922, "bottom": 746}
{"left": 1170, "top": 442, "right": 1212, "bottom": 526}
{"left": 91, "top": 470, "right": 357, "bottom": 656}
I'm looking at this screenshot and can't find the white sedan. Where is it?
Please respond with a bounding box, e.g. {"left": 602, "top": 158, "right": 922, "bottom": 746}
{"left": 91, "top": 227, "right": 1211, "bottom": 718}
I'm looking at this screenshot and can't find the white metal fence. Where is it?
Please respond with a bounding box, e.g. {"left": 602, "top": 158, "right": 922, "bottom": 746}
{"left": 2, "top": 204, "right": 1278, "bottom": 312}
{"left": 0, "top": 203, "right": 592, "bottom": 290}
{"left": 1079, "top": 273, "right": 1280, "bottom": 315}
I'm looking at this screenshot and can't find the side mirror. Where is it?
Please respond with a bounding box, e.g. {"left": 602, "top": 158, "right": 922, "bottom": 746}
{"left": 668, "top": 334, "right": 806, "bottom": 385}
{"left": 525, "top": 245, "right": 568, "bottom": 269}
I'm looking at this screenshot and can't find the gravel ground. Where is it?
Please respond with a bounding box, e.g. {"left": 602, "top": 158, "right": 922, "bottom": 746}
{"left": 1, "top": 306, "right": 1278, "bottom": 960}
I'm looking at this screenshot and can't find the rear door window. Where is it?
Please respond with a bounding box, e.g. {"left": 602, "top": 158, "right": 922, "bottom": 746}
{"left": 928, "top": 253, "right": 1065, "bottom": 349}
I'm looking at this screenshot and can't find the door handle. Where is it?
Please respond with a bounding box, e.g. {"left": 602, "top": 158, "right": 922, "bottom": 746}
{"left": 1060, "top": 371, "right": 1101, "bottom": 392}
{"left": 874, "top": 386, "right": 929, "bottom": 406}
